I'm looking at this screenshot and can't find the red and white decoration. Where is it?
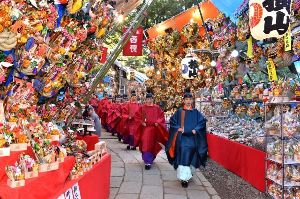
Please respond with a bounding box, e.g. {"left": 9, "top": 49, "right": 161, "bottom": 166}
{"left": 123, "top": 27, "right": 144, "bottom": 56}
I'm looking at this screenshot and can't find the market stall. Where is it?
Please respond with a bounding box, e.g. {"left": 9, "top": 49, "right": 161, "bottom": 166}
{"left": 0, "top": 0, "right": 142, "bottom": 198}
{"left": 146, "top": 0, "right": 300, "bottom": 197}
{"left": 0, "top": 154, "right": 111, "bottom": 199}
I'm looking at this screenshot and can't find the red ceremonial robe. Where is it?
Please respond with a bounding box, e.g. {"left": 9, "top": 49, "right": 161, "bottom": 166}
{"left": 120, "top": 102, "right": 140, "bottom": 144}
{"left": 107, "top": 102, "right": 122, "bottom": 131}
{"left": 101, "top": 100, "right": 112, "bottom": 128}
{"left": 133, "top": 104, "right": 169, "bottom": 156}
{"left": 97, "top": 98, "right": 108, "bottom": 126}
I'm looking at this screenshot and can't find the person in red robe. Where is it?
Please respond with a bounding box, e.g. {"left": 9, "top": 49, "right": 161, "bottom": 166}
{"left": 96, "top": 93, "right": 107, "bottom": 122}
{"left": 89, "top": 93, "right": 99, "bottom": 110}
{"left": 97, "top": 95, "right": 113, "bottom": 132}
{"left": 133, "top": 91, "right": 169, "bottom": 170}
{"left": 120, "top": 91, "right": 140, "bottom": 150}
{"left": 115, "top": 94, "right": 128, "bottom": 142}
{"left": 107, "top": 95, "right": 123, "bottom": 136}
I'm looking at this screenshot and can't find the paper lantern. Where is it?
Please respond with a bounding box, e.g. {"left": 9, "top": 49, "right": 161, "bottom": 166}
{"left": 181, "top": 55, "right": 199, "bottom": 79}
{"left": 249, "top": 0, "right": 292, "bottom": 40}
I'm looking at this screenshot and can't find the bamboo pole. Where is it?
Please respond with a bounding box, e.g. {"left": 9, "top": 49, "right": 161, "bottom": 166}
{"left": 82, "top": 0, "right": 154, "bottom": 104}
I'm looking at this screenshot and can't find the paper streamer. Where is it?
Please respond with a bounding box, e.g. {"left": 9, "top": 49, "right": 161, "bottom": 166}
{"left": 247, "top": 36, "right": 254, "bottom": 58}
{"left": 266, "top": 58, "right": 278, "bottom": 81}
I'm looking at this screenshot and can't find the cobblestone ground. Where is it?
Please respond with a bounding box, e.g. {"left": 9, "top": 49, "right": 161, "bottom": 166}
{"left": 102, "top": 130, "right": 221, "bottom": 199}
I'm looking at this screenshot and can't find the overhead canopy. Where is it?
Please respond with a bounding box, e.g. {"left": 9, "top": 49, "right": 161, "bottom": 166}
{"left": 147, "top": 1, "right": 220, "bottom": 40}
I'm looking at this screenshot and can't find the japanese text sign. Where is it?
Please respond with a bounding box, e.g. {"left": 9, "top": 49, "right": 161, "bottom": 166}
{"left": 123, "top": 27, "right": 143, "bottom": 56}
{"left": 249, "top": 0, "right": 292, "bottom": 40}
{"left": 181, "top": 56, "right": 199, "bottom": 79}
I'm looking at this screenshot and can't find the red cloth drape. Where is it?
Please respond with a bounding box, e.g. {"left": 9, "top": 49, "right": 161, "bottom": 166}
{"left": 54, "top": 154, "right": 111, "bottom": 199}
{"left": 0, "top": 147, "right": 35, "bottom": 180}
{"left": 0, "top": 156, "right": 76, "bottom": 199}
{"left": 0, "top": 154, "right": 111, "bottom": 199}
{"left": 207, "top": 134, "right": 266, "bottom": 192}
{"left": 76, "top": 134, "right": 99, "bottom": 151}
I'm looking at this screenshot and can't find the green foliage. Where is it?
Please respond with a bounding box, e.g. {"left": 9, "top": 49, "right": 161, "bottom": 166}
{"left": 100, "top": 0, "right": 198, "bottom": 72}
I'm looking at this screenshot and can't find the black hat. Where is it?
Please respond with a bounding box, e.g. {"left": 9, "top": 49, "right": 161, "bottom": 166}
{"left": 146, "top": 89, "right": 153, "bottom": 99}
{"left": 183, "top": 88, "right": 193, "bottom": 99}
{"left": 131, "top": 90, "right": 137, "bottom": 97}
{"left": 115, "top": 95, "right": 122, "bottom": 99}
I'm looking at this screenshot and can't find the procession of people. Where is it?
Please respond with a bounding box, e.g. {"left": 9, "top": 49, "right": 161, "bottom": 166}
{"left": 92, "top": 89, "right": 208, "bottom": 188}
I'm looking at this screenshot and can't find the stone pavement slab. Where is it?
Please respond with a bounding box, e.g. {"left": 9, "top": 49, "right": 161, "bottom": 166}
{"left": 102, "top": 130, "right": 221, "bottom": 199}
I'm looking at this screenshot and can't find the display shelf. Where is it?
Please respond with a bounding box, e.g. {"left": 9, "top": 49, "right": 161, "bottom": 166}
{"left": 266, "top": 177, "right": 300, "bottom": 187}
{"left": 267, "top": 157, "right": 300, "bottom": 165}
{"left": 264, "top": 101, "right": 300, "bottom": 198}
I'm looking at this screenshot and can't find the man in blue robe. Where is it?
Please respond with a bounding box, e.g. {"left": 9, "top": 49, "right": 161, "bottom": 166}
{"left": 166, "top": 89, "right": 208, "bottom": 188}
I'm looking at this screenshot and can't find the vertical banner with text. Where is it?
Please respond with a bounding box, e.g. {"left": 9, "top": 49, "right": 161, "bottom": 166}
{"left": 100, "top": 47, "right": 108, "bottom": 63}
{"left": 123, "top": 27, "right": 143, "bottom": 56}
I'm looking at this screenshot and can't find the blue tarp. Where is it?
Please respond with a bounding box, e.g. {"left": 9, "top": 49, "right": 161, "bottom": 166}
{"left": 210, "top": 0, "right": 245, "bottom": 22}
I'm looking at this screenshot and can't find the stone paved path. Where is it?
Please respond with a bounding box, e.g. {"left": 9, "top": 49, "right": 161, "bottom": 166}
{"left": 102, "top": 130, "right": 221, "bottom": 199}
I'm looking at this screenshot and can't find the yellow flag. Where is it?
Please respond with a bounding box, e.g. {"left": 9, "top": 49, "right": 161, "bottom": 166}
{"left": 266, "top": 58, "right": 278, "bottom": 81}
{"left": 284, "top": 27, "right": 291, "bottom": 51}
{"left": 247, "top": 36, "right": 253, "bottom": 58}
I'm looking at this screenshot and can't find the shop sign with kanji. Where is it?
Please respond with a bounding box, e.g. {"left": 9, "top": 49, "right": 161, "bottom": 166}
{"left": 249, "top": 0, "right": 292, "bottom": 40}
{"left": 123, "top": 27, "right": 143, "bottom": 56}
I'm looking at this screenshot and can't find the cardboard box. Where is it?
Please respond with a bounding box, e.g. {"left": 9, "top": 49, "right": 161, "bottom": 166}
{"left": 39, "top": 162, "right": 59, "bottom": 172}
{"left": 10, "top": 143, "right": 28, "bottom": 152}
{"left": 0, "top": 147, "right": 10, "bottom": 157}
{"left": 7, "top": 179, "right": 25, "bottom": 188}
{"left": 25, "top": 171, "right": 38, "bottom": 179}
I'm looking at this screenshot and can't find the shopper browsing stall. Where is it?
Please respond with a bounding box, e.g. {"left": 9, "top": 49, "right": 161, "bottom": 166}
{"left": 86, "top": 105, "right": 102, "bottom": 137}
{"left": 166, "top": 88, "right": 208, "bottom": 188}
{"left": 133, "top": 90, "right": 169, "bottom": 170}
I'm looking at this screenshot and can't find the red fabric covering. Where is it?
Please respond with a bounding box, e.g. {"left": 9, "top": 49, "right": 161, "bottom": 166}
{"left": 133, "top": 104, "right": 169, "bottom": 156}
{"left": 0, "top": 156, "right": 76, "bottom": 199}
{"left": 0, "top": 154, "right": 111, "bottom": 199}
{"left": 54, "top": 154, "right": 111, "bottom": 199}
{"left": 207, "top": 134, "right": 266, "bottom": 192}
{"left": 76, "top": 134, "right": 99, "bottom": 151}
{"left": 0, "top": 147, "right": 35, "bottom": 180}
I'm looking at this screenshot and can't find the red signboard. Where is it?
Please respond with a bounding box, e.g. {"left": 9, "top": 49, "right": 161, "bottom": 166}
{"left": 123, "top": 27, "right": 143, "bottom": 56}
{"left": 100, "top": 47, "right": 108, "bottom": 63}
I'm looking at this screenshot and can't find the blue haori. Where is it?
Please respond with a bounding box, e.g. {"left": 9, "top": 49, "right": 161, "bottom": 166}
{"left": 166, "top": 108, "right": 208, "bottom": 170}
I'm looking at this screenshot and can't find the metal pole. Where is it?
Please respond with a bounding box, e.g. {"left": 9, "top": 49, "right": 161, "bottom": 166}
{"left": 194, "top": 0, "right": 212, "bottom": 50}
{"left": 82, "top": 0, "right": 154, "bottom": 104}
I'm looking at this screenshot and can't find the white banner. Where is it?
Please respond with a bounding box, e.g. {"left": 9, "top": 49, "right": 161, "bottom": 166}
{"left": 249, "top": 0, "right": 292, "bottom": 40}
{"left": 57, "top": 183, "right": 81, "bottom": 199}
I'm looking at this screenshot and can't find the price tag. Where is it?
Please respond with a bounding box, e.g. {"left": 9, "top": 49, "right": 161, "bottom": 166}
{"left": 64, "top": 188, "right": 73, "bottom": 199}
{"left": 57, "top": 194, "right": 64, "bottom": 199}
{"left": 72, "top": 183, "right": 81, "bottom": 199}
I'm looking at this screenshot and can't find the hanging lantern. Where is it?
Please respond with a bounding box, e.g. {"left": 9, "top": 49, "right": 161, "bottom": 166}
{"left": 181, "top": 54, "right": 199, "bottom": 79}
{"left": 249, "top": 0, "right": 292, "bottom": 40}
